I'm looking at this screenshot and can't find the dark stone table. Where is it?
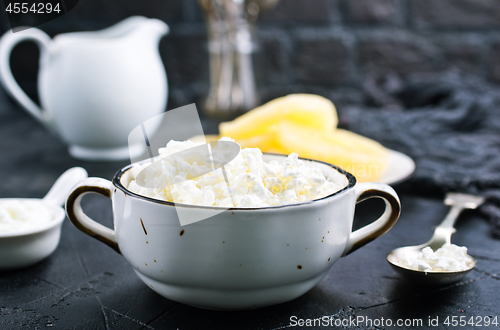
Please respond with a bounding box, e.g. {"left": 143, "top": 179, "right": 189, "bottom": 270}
{"left": 1, "top": 95, "right": 499, "bottom": 330}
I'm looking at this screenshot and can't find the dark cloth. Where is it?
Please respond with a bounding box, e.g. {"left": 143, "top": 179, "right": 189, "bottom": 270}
{"left": 340, "top": 72, "right": 500, "bottom": 237}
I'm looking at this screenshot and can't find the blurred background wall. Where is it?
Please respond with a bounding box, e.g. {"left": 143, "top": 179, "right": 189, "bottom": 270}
{"left": 1, "top": 0, "right": 499, "bottom": 111}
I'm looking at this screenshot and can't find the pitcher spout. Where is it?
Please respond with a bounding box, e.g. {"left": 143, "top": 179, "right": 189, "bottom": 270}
{"left": 144, "top": 18, "right": 169, "bottom": 37}
{"left": 88, "top": 16, "right": 169, "bottom": 42}
{"left": 131, "top": 18, "right": 169, "bottom": 44}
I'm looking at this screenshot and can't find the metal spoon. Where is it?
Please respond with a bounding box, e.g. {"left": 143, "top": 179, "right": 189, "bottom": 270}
{"left": 386, "top": 192, "right": 484, "bottom": 285}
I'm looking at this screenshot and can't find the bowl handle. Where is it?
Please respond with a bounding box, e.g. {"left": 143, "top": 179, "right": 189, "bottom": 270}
{"left": 342, "top": 182, "right": 401, "bottom": 257}
{"left": 65, "top": 178, "right": 121, "bottom": 254}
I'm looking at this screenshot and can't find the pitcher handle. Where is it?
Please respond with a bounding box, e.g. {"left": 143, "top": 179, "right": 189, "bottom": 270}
{"left": 342, "top": 182, "right": 401, "bottom": 256}
{"left": 0, "top": 28, "right": 51, "bottom": 126}
{"left": 65, "top": 178, "right": 121, "bottom": 254}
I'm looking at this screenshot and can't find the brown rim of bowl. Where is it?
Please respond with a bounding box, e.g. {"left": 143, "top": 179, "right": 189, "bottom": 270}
{"left": 112, "top": 153, "right": 357, "bottom": 211}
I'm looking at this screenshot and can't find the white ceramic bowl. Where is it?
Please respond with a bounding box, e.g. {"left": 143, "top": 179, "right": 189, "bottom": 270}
{"left": 0, "top": 199, "right": 65, "bottom": 270}
{"left": 66, "top": 155, "right": 400, "bottom": 310}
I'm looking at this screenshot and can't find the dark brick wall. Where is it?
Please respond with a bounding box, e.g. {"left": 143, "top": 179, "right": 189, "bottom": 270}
{"left": 1, "top": 0, "right": 499, "bottom": 111}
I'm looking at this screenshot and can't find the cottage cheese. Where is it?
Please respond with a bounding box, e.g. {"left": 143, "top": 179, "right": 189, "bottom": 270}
{"left": 0, "top": 199, "right": 53, "bottom": 234}
{"left": 399, "top": 243, "right": 473, "bottom": 272}
{"left": 126, "top": 138, "right": 347, "bottom": 207}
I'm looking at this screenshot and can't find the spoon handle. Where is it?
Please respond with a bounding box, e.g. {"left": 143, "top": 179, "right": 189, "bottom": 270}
{"left": 43, "top": 167, "right": 88, "bottom": 206}
{"left": 436, "top": 204, "right": 465, "bottom": 230}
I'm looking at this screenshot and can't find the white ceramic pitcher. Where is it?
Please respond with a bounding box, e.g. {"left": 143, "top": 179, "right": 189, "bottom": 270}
{"left": 0, "top": 16, "right": 169, "bottom": 161}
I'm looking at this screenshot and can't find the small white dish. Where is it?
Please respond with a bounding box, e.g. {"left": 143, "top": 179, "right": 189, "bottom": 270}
{"left": 0, "top": 199, "right": 65, "bottom": 270}
{"left": 379, "top": 149, "right": 416, "bottom": 185}
{"left": 0, "top": 167, "right": 88, "bottom": 270}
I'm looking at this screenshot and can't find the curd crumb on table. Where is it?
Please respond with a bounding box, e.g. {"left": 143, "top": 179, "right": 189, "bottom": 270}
{"left": 399, "top": 243, "right": 473, "bottom": 272}
{"left": 126, "top": 137, "right": 348, "bottom": 208}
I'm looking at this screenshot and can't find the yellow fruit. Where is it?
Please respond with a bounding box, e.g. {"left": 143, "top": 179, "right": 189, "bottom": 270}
{"left": 219, "top": 94, "right": 337, "bottom": 140}
{"left": 211, "top": 93, "right": 390, "bottom": 182}
{"left": 273, "top": 122, "right": 389, "bottom": 182}
{"left": 195, "top": 127, "right": 389, "bottom": 182}
{"left": 231, "top": 131, "right": 282, "bottom": 153}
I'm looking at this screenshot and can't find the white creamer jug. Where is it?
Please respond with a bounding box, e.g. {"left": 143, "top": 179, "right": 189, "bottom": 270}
{"left": 0, "top": 16, "right": 169, "bottom": 161}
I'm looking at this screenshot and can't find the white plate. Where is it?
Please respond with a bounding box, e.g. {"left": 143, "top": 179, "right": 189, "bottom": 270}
{"left": 379, "top": 149, "right": 416, "bottom": 185}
